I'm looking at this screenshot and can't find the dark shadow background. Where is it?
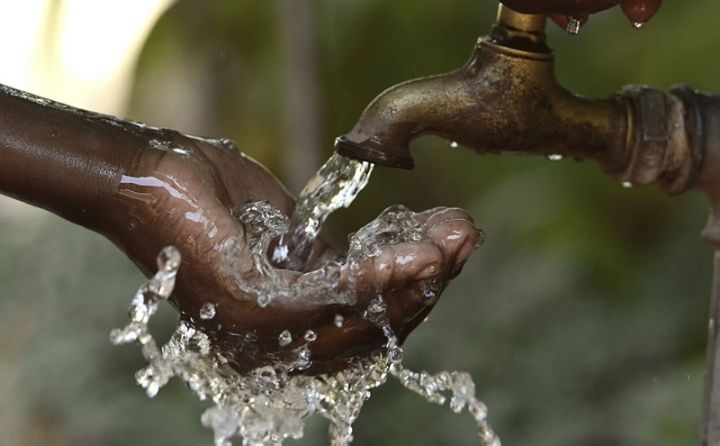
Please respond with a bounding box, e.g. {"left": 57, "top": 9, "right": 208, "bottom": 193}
{"left": 1, "top": 1, "right": 717, "bottom": 445}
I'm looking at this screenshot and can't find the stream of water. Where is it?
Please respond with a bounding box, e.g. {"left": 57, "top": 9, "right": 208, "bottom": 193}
{"left": 272, "top": 153, "right": 373, "bottom": 271}
{"left": 111, "top": 154, "right": 499, "bottom": 446}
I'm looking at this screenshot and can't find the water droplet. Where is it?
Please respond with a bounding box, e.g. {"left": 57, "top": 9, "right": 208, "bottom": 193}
{"left": 566, "top": 17, "right": 582, "bottom": 35}
{"left": 157, "top": 246, "right": 181, "bottom": 271}
{"left": 387, "top": 346, "right": 403, "bottom": 364}
{"left": 368, "top": 298, "right": 386, "bottom": 315}
{"left": 297, "top": 345, "right": 311, "bottom": 360}
{"left": 622, "top": 181, "right": 633, "bottom": 189}
{"left": 469, "top": 400, "right": 488, "bottom": 422}
{"left": 257, "top": 295, "right": 271, "bottom": 308}
{"left": 199, "top": 303, "right": 216, "bottom": 320}
{"left": 271, "top": 244, "right": 289, "bottom": 264}
{"left": 546, "top": 154, "right": 564, "bottom": 161}
{"left": 633, "top": 21, "right": 645, "bottom": 29}
{"left": 423, "top": 288, "right": 437, "bottom": 300}
{"left": 450, "top": 141, "right": 460, "bottom": 149}
{"left": 289, "top": 345, "right": 312, "bottom": 371}
{"left": 408, "top": 229, "right": 423, "bottom": 242}
{"left": 334, "top": 314, "right": 344, "bottom": 328}
{"left": 303, "top": 330, "right": 317, "bottom": 342}
{"left": 278, "top": 330, "right": 292, "bottom": 347}
{"left": 172, "top": 147, "right": 191, "bottom": 156}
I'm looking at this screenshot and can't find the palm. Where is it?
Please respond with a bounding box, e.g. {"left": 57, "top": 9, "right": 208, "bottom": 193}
{"left": 111, "top": 133, "right": 482, "bottom": 373}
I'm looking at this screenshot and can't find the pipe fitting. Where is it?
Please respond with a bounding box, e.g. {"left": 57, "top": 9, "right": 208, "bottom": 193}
{"left": 615, "top": 85, "right": 704, "bottom": 194}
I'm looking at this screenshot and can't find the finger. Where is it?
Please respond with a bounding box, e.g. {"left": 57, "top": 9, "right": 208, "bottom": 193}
{"left": 501, "top": 0, "right": 619, "bottom": 15}
{"left": 621, "top": 0, "right": 661, "bottom": 28}
{"left": 387, "top": 241, "right": 445, "bottom": 283}
{"left": 354, "top": 207, "right": 482, "bottom": 291}
{"left": 423, "top": 207, "right": 474, "bottom": 227}
{"left": 425, "top": 208, "right": 484, "bottom": 267}
{"left": 360, "top": 241, "right": 443, "bottom": 292}
{"left": 550, "top": 14, "right": 571, "bottom": 29}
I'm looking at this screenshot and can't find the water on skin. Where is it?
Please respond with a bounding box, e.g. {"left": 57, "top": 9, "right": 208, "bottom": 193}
{"left": 111, "top": 154, "right": 498, "bottom": 445}
{"left": 223, "top": 201, "right": 353, "bottom": 309}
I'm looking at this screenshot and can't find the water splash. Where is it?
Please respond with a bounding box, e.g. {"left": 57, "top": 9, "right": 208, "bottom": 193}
{"left": 111, "top": 145, "right": 496, "bottom": 445}
{"left": 222, "top": 202, "right": 430, "bottom": 311}
{"left": 278, "top": 330, "right": 293, "bottom": 347}
{"left": 303, "top": 330, "right": 318, "bottom": 342}
{"left": 224, "top": 201, "right": 354, "bottom": 309}
{"left": 273, "top": 154, "right": 373, "bottom": 271}
{"left": 111, "top": 203, "right": 500, "bottom": 445}
{"left": 362, "top": 296, "right": 499, "bottom": 445}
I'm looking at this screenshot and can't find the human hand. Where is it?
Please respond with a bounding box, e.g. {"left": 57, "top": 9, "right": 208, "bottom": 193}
{"left": 500, "top": 0, "right": 662, "bottom": 29}
{"left": 113, "top": 133, "right": 483, "bottom": 373}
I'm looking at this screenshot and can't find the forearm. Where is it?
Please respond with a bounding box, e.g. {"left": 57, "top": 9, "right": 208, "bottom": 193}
{"left": 0, "top": 83, "right": 158, "bottom": 232}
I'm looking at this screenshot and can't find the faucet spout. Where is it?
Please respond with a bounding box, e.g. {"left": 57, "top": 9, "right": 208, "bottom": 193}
{"left": 336, "top": 68, "right": 484, "bottom": 170}
{"left": 336, "top": 5, "right": 628, "bottom": 171}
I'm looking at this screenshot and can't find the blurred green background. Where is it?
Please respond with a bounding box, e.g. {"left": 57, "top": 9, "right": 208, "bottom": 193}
{"left": 1, "top": 1, "right": 718, "bottom": 445}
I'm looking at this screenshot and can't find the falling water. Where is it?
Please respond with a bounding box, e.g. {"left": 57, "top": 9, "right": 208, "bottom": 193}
{"left": 112, "top": 240, "right": 499, "bottom": 445}
{"left": 111, "top": 154, "right": 499, "bottom": 445}
{"left": 272, "top": 153, "right": 373, "bottom": 271}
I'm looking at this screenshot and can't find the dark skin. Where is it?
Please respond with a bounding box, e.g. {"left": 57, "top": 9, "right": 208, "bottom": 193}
{"left": 501, "top": 0, "right": 662, "bottom": 26}
{"left": 0, "top": 84, "right": 482, "bottom": 373}
{"left": 118, "top": 136, "right": 481, "bottom": 372}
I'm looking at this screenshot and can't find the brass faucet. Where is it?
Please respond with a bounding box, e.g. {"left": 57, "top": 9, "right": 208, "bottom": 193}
{"left": 336, "top": 5, "right": 699, "bottom": 194}
{"left": 337, "top": 4, "right": 720, "bottom": 444}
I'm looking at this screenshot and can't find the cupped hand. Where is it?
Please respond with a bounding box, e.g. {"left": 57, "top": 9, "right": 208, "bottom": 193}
{"left": 110, "top": 132, "right": 483, "bottom": 373}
